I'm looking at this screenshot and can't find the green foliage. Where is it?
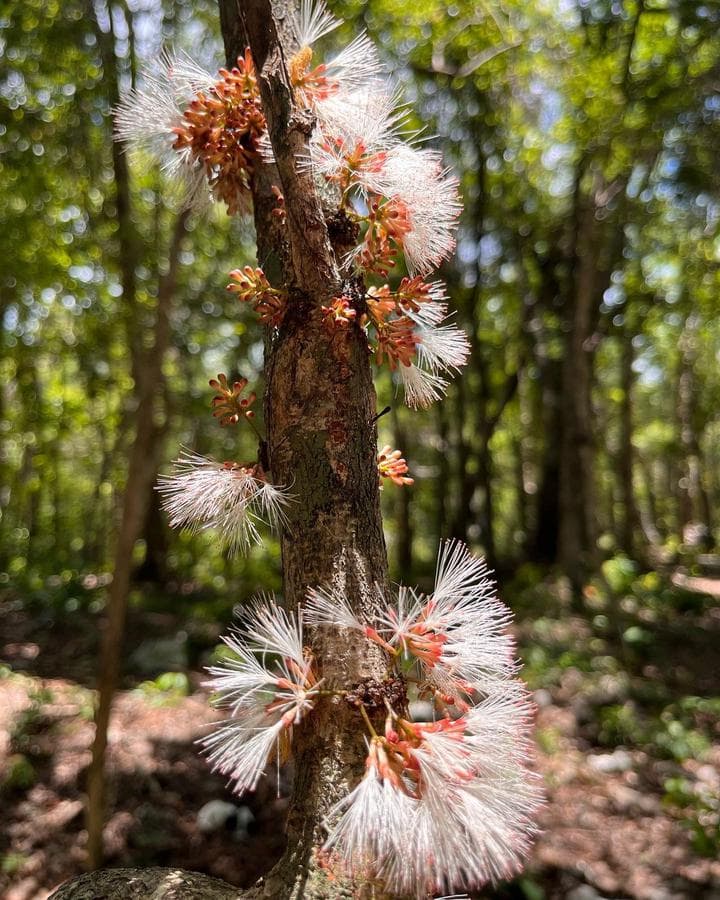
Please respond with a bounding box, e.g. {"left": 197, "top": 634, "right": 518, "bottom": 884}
{"left": 134, "top": 672, "right": 191, "bottom": 707}
{"left": 1, "top": 755, "right": 37, "bottom": 793}
{"left": 664, "top": 777, "right": 720, "bottom": 857}
{"left": 602, "top": 555, "right": 639, "bottom": 595}
{"left": 1, "top": 853, "right": 29, "bottom": 876}
{"left": 596, "top": 699, "right": 715, "bottom": 763}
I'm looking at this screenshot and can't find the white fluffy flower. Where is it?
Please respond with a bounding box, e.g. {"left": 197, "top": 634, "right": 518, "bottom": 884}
{"left": 291, "top": 0, "right": 384, "bottom": 99}
{"left": 291, "top": 0, "right": 341, "bottom": 48}
{"left": 305, "top": 585, "right": 367, "bottom": 633}
{"left": 113, "top": 50, "right": 214, "bottom": 207}
{"left": 202, "top": 596, "right": 320, "bottom": 794}
{"left": 156, "top": 450, "right": 291, "bottom": 554}
{"left": 310, "top": 87, "right": 405, "bottom": 162}
{"left": 363, "top": 145, "right": 461, "bottom": 273}
{"left": 393, "top": 305, "right": 469, "bottom": 409}
{"left": 306, "top": 540, "right": 517, "bottom": 702}
{"left": 325, "top": 692, "right": 542, "bottom": 897}
{"left": 417, "top": 540, "right": 518, "bottom": 698}
{"left": 325, "top": 764, "right": 417, "bottom": 885}
{"left": 414, "top": 321, "right": 470, "bottom": 375}
{"left": 398, "top": 362, "right": 449, "bottom": 409}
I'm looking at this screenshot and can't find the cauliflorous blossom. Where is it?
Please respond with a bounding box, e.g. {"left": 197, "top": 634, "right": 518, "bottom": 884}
{"left": 325, "top": 697, "right": 542, "bottom": 897}
{"left": 227, "top": 267, "right": 287, "bottom": 327}
{"left": 396, "top": 361, "right": 448, "bottom": 410}
{"left": 364, "top": 146, "right": 462, "bottom": 274}
{"left": 202, "top": 596, "right": 321, "bottom": 793}
{"left": 414, "top": 321, "right": 471, "bottom": 375}
{"left": 377, "top": 445, "right": 414, "bottom": 487}
{"left": 114, "top": 50, "right": 265, "bottom": 212}
{"left": 305, "top": 540, "right": 517, "bottom": 706}
{"left": 289, "top": 0, "right": 385, "bottom": 118}
{"left": 362, "top": 278, "right": 469, "bottom": 408}
{"left": 156, "top": 451, "right": 290, "bottom": 554}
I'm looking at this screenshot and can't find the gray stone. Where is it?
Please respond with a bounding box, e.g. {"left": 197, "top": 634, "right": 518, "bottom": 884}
{"left": 588, "top": 749, "right": 633, "bottom": 774}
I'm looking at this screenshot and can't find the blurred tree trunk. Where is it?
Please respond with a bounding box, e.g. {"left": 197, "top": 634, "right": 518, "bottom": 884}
{"left": 557, "top": 165, "right": 601, "bottom": 591}
{"left": 638, "top": 456, "right": 663, "bottom": 549}
{"left": 676, "top": 314, "right": 714, "bottom": 548}
{"left": 220, "top": 2, "right": 391, "bottom": 896}
{"left": 514, "top": 431, "right": 528, "bottom": 551}
{"left": 135, "top": 468, "right": 171, "bottom": 584}
{"left": 435, "top": 401, "right": 450, "bottom": 545}
{"left": 392, "top": 406, "right": 413, "bottom": 575}
{"left": 86, "top": 211, "right": 187, "bottom": 869}
{"left": 617, "top": 321, "right": 644, "bottom": 560}
{"left": 451, "top": 375, "right": 474, "bottom": 543}
{"left": 85, "top": 4, "right": 188, "bottom": 867}
{"left": 529, "top": 250, "right": 564, "bottom": 563}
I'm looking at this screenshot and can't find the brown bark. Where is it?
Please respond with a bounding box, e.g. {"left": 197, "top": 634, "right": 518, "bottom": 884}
{"left": 221, "top": 2, "right": 391, "bottom": 896}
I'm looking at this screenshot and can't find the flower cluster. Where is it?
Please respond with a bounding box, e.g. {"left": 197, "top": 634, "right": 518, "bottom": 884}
{"left": 114, "top": 2, "right": 469, "bottom": 409}
{"left": 171, "top": 50, "right": 266, "bottom": 213}
{"left": 204, "top": 540, "right": 542, "bottom": 896}
{"left": 284, "top": 3, "right": 470, "bottom": 407}
{"left": 306, "top": 540, "right": 517, "bottom": 709}
{"left": 321, "top": 295, "right": 357, "bottom": 332}
{"left": 227, "top": 267, "right": 287, "bottom": 327}
{"left": 365, "top": 278, "right": 470, "bottom": 408}
{"left": 209, "top": 373, "right": 257, "bottom": 426}
{"left": 325, "top": 696, "right": 539, "bottom": 897}
{"left": 156, "top": 452, "right": 291, "bottom": 554}
{"left": 377, "top": 445, "right": 413, "bottom": 487}
{"left": 114, "top": 50, "right": 263, "bottom": 211}
{"left": 202, "top": 597, "right": 321, "bottom": 793}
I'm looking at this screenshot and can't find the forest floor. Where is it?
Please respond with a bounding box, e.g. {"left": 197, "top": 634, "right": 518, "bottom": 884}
{"left": 1, "top": 569, "right": 719, "bottom": 900}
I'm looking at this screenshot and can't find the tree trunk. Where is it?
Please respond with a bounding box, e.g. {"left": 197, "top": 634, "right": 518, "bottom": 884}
{"left": 618, "top": 324, "right": 643, "bottom": 560}
{"left": 557, "top": 187, "right": 599, "bottom": 590}
{"left": 49, "top": 867, "right": 245, "bottom": 900}
{"left": 434, "top": 402, "right": 450, "bottom": 545}
{"left": 85, "top": 212, "right": 187, "bottom": 868}
{"left": 451, "top": 375, "right": 473, "bottom": 543}
{"left": 528, "top": 252, "right": 564, "bottom": 564}
{"left": 220, "top": 3, "right": 391, "bottom": 895}
{"left": 134, "top": 470, "right": 171, "bottom": 584}
{"left": 677, "top": 315, "right": 714, "bottom": 548}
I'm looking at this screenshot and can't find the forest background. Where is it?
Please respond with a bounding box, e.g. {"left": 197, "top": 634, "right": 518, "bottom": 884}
{"left": 1, "top": 0, "right": 719, "bottom": 898}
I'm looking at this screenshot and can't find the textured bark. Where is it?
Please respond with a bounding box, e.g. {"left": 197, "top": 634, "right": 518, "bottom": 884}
{"left": 49, "top": 867, "right": 246, "bottom": 899}
{"left": 220, "top": 2, "right": 390, "bottom": 896}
